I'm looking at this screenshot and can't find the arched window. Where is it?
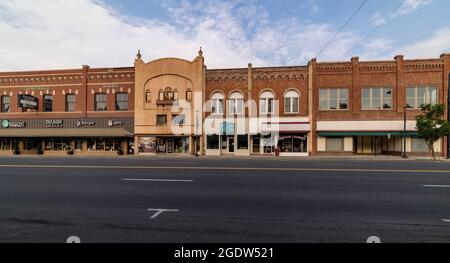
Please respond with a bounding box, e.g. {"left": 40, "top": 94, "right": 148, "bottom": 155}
{"left": 173, "top": 89, "right": 179, "bottom": 100}
{"left": 284, "top": 90, "right": 299, "bottom": 113}
{"left": 1, "top": 95, "right": 11, "bottom": 112}
{"left": 95, "top": 93, "right": 107, "bottom": 111}
{"left": 145, "top": 90, "right": 151, "bottom": 103}
{"left": 164, "top": 87, "right": 174, "bottom": 101}
{"left": 260, "top": 91, "right": 275, "bottom": 114}
{"left": 211, "top": 92, "right": 224, "bottom": 115}
{"left": 229, "top": 92, "right": 244, "bottom": 115}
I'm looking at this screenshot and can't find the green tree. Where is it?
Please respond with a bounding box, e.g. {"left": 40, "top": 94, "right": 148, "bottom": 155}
{"left": 416, "top": 104, "right": 450, "bottom": 160}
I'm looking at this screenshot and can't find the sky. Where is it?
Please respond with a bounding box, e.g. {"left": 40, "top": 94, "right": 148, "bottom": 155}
{"left": 0, "top": 0, "right": 449, "bottom": 71}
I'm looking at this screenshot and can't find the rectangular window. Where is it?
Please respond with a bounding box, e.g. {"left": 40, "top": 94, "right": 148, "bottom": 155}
{"left": 207, "top": 135, "right": 219, "bottom": 149}
{"left": 95, "top": 93, "right": 107, "bottom": 111}
{"left": 319, "top": 88, "right": 348, "bottom": 110}
{"left": 186, "top": 90, "right": 192, "bottom": 102}
{"left": 406, "top": 86, "right": 438, "bottom": 109}
{"left": 115, "top": 93, "right": 128, "bottom": 111}
{"left": 66, "top": 94, "right": 76, "bottom": 112}
{"left": 326, "top": 137, "right": 344, "bottom": 152}
{"left": 43, "top": 95, "right": 52, "bottom": 112}
{"left": 172, "top": 114, "right": 185, "bottom": 126}
{"left": 1, "top": 96, "right": 10, "bottom": 112}
{"left": 156, "top": 115, "right": 167, "bottom": 125}
{"left": 411, "top": 138, "right": 430, "bottom": 152}
{"left": 361, "top": 87, "right": 392, "bottom": 110}
{"left": 237, "top": 135, "right": 248, "bottom": 150}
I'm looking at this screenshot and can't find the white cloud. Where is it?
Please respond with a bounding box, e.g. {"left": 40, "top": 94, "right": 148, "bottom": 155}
{"left": 0, "top": 0, "right": 444, "bottom": 72}
{"left": 393, "top": 27, "right": 450, "bottom": 58}
{"left": 371, "top": 0, "right": 432, "bottom": 26}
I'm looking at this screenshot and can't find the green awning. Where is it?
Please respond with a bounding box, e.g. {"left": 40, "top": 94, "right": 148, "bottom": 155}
{"left": 317, "top": 131, "right": 419, "bottom": 137}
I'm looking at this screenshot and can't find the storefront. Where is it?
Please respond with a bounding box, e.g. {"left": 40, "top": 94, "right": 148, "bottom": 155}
{"left": 138, "top": 136, "right": 190, "bottom": 154}
{"left": 0, "top": 118, "right": 134, "bottom": 155}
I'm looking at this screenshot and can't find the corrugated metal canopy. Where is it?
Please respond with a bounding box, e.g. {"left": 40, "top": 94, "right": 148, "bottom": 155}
{"left": 0, "top": 128, "right": 133, "bottom": 138}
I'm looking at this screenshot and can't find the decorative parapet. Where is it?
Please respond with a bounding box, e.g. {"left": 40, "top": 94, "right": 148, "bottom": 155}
{"left": 316, "top": 63, "right": 352, "bottom": 74}
{"left": 359, "top": 61, "right": 397, "bottom": 73}
{"left": 403, "top": 60, "right": 444, "bottom": 72}
{"left": 206, "top": 69, "right": 248, "bottom": 82}
{"left": 252, "top": 67, "right": 308, "bottom": 81}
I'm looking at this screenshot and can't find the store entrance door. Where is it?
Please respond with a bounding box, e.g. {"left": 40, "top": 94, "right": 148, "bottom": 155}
{"left": 227, "top": 137, "right": 235, "bottom": 153}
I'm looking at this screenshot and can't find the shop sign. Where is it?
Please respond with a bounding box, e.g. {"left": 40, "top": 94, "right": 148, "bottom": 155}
{"left": 77, "top": 120, "right": 96, "bottom": 128}
{"left": 108, "top": 120, "right": 124, "bottom": 127}
{"left": 279, "top": 135, "right": 307, "bottom": 141}
{"left": 2, "top": 120, "right": 26, "bottom": 128}
{"left": 17, "top": 94, "right": 38, "bottom": 109}
{"left": 46, "top": 120, "right": 64, "bottom": 128}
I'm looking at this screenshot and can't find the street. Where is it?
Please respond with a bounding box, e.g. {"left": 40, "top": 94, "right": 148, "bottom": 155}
{"left": 0, "top": 156, "right": 449, "bottom": 243}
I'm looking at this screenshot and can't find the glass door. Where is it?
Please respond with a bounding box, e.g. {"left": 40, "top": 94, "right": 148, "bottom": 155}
{"left": 227, "top": 137, "right": 235, "bottom": 153}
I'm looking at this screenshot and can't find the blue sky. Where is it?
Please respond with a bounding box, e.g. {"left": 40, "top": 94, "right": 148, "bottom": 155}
{"left": 0, "top": 0, "right": 449, "bottom": 70}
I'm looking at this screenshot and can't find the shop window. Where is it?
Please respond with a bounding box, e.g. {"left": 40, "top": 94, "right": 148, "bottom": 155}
{"left": 1, "top": 95, "right": 10, "bottom": 112}
{"left": 95, "top": 93, "right": 107, "bottom": 111}
{"left": 284, "top": 90, "right": 299, "bottom": 114}
{"left": 207, "top": 135, "right": 219, "bottom": 149}
{"left": 229, "top": 92, "right": 244, "bottom": 115}
{"left": 406, "top": 86, "right": 437, "bottom": 109}
{"left": 45, "top": 139, "right": 69, "bottom": 151}
{"left": 1, "top": 138, "right": 13, "bottom": 150}
{"left": 75, "top": 140, "right": 84, "bottom": 151}
{"left": 326, "top": 137, "right": 344, "bottom": 152}
{"left": 43, "top": 94, "right": 52, "bottom": 112}
{"left": 211, "top": 92, "right": 224, "bottom": 115}
{"left": 319, "top": 88, "right": 348, "bottom": 110}
{"left": 115, "top": 93, "right": 128, "bottom": 111}
{"left": 411, "top": 138, "right": 430, "bottom": 152}
{"left": 237, "top": 135, "right": 248, "bottom": 150}
{"left": 66, "top": 94, "right": 76, "bottom": 112}
{"left": 361, "top": 87, "right": 392, "bottom": 110}
{"left": 260, "top": 91, "right": 275, "bottom": 114}
{"left": 278, "top": 135, "right": 308, "bottom": 153}
{"left": 157, "top": 115, "right": 167, "bottom": 125}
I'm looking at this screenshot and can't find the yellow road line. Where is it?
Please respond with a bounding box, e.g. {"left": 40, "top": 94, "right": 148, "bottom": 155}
{"left": 0, "top": 164, "right": 449, "bottom": 173}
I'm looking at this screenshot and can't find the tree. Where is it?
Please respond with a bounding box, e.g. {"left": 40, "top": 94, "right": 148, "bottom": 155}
{"left": 416, "top": 104, "right": 450, "bottom": 160}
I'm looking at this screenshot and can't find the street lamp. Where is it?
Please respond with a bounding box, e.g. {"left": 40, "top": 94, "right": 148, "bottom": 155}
{"left": 402, "top": 106, "right": 408, "bottom": 159}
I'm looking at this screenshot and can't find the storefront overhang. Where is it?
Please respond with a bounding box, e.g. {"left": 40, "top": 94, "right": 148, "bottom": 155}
{"left": 0, "top": 128, "right": 133, "bottom": 138}
{"left": 317, "top": 131, "right": 420, "bottom": 137}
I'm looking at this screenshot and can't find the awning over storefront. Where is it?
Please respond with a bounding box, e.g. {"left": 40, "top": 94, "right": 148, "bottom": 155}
{"left": 0, "top": 128, "right": 133, "bottom": 138}
{"left": 317, "top": 131, "right": 419, "bottom": 137}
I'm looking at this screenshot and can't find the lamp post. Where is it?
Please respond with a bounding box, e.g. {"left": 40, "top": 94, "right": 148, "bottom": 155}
{"left": 402, "top": 106, "right": 408, "bottom": 159}
{"left": 195, "top": 110, "right": 199, "bottom": 157}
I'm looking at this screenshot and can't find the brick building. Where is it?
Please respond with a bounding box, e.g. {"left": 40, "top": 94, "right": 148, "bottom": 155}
{"left": 0, "top": 49, "right": 449, "bottom": 157}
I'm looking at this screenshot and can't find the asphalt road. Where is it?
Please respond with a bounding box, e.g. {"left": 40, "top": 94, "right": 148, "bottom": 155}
{"left": 0, "top": 156, "right": 449, "bottom": 243}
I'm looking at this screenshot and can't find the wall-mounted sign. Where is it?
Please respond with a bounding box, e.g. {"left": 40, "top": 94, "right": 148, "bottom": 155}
{"left": 46, "top": 120, "right": 64, "bottom": 128}
{"left": 77, "top": 120, "right": 96, "bottom": 128}
{"left": 108, "top": 120, "right": 123, "bottom": 127}
{"left": 2, "top": 120, "right": 26, "bottom": 128}
{"left": 17, "top": 94, "right": 38, "bottom": 109}
{"left": 23, "top": 87, "right": 50, "bottom": 91}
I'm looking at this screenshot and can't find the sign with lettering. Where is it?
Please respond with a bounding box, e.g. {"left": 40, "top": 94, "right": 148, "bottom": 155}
{"left": 108, "top": 120, "right": 123, "bottom": 127}
{"left": 46, "top": 120, "right": 64, "bottom": 128}
{"left": 2, "top": 120, "right": 26, "bottom": 128}
{"left": 77, "top": 120, "right": 96, "bottom": 128}
{"left": 17, "top": 94, "right": 38, "bottom": 109}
